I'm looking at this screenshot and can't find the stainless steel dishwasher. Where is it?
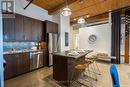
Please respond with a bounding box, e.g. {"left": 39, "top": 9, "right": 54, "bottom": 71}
{"left": 30, "top": 51, "right": 43, "bottom": 71}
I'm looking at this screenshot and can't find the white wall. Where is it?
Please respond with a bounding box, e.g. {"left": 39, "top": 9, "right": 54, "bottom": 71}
{"left": 52, "top": 13, "right": 70, "bottom": 51}
{"left": 60, "top": 15, "right": 70, "bottom": 51}
{"left": 70, "top": 26, "right": 74, "bottom": 49}
{"left": 79, "top": 23, "right": 111, "bottom": 55}
{"left": 15, "top": 0, "right": 52, "bottom": 21}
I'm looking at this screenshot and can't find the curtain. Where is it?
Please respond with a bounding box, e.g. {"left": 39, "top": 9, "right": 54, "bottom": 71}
{"left": 111, "top": 11, "right": 121, "bottom": 64}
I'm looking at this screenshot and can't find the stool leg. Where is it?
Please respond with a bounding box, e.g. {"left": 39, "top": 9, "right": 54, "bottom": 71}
{"left": 77, "top": 71, "right": 92, "bottom": 87}
{"left": 88, "top": 63, "right": 97, "bottom": 81}
{"left": 94, "top": 61, "right": 101, "bottom": 75}
{"left": 87, "top": 66, "right": 93, "bottom": 87}
{"left": 91, "top": 63, "right": 98, "bottom": 81}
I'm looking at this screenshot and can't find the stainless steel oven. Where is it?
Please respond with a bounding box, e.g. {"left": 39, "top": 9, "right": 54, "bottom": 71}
{"left": 30, "top": 51, "right": 43, "bottom": 71}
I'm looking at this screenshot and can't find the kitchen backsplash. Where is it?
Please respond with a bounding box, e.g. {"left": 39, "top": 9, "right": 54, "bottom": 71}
{"left": 3, "top": 42, "right": 36, "bottom": 52}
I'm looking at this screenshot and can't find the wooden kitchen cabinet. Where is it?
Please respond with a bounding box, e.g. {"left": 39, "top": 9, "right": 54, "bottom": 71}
{"left": 3, "top": 18, "right": 15, "bottom": 41}
{"left": 14, "top": 14, "right": 24, "bottom": 41}
{"left": 31, "top": 19, "right": 38, "bottom": 41}
{"left": 16, "top": 53, "right": 30, "bottom": 75}
{"left": 37, "top": 21, "right": 43, "bottom": 41}
{"left": 31, "top": 19, "right": 43, "bottom": 41}
{"left": 23, "top": 16, "right": 32, "bottom": 41}
{"left": 3, "top": 13, "right": 44, "bottom": 42}
{"left": 43, "top": 49, "right": 47, "bottom": 66}
{"left": 44, "top": 21, "right": 58, "bottom": 33}
{"left": 4, "top": 54, "right": 17, "bottom": 80}
{"left": 4, "top": 52, "right": 30, "bottom": 80}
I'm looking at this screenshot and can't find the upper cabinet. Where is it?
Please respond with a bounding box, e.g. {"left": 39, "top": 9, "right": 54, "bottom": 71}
{"left": 14, "top": 14, "right": 24, "bottom": 41}
{"left": 3, "top": 14, "right": 58, "bottom": 42}
{"left": 42, "top": 21, "right": 58, "bottom": 42}
{"left": 3, "top": 13, "right": 44, "bottom": 42}
{"left": 23, "top": 16, "right": 32, "bottom": 41}
{"left": 3, "top": 18, "right": 15, "bottom": 41}
{"left": 31, "top": 19, "right": 43, "bottom": 41}
{"left": 44, "top": 21, "right": 58, "bottom": 33}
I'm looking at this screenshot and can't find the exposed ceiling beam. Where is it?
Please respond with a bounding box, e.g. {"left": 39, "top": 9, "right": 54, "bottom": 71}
{"left": 48, "top": 0, "right": 78, "bottom": 15}
{"left": 70, "top": 12, "right": 109, "bottom": 25}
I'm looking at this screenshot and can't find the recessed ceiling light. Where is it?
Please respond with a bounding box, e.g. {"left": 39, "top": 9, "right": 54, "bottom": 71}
{"left": 73, "top": 18, "right": 76, "bottom": 21}
{"left": 109, "top": 10, "right": 112, "bottom": 12}
{"left": 86, "top": 15, "right": 90, "bottom": 18}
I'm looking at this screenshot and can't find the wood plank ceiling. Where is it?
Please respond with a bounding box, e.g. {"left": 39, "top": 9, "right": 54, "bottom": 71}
{"left": 31, "top": 0, "right": 130, "bottom": 23}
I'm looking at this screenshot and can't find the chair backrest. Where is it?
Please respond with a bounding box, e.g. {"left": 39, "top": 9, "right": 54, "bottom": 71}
{"left": 110, "top": 64, "right": 120, "bottom": 87}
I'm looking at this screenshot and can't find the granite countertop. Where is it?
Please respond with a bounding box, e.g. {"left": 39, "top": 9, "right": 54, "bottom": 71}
{"left": 3, "top": 49, "right": 46, "bottom": 55}
{"left": 53, "top": 50, "right": 93, "bottom": 59}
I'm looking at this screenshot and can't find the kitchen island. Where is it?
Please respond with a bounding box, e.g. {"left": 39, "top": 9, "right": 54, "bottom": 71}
{"left": 53, "top": 50, "right": 93, "bottom": 86}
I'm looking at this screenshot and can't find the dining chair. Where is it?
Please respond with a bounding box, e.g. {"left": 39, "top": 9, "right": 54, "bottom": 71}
{"left": 110, "top": 64, "right": 120, "bottom": 87}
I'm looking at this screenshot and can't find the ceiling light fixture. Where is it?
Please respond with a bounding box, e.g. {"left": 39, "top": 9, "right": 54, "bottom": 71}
{"left": 86, "top": 15, "right": 90, "bottom": 18}
{"left": 77, "top": 0, "right": 85, "bottom": 24}
{"left": 61, "top": 0, "right": 72, "bottom": 16}
{"left": 73, "top": 18, "right": 77, "bottom": 21}
{"left": 77, "top": 17, "right": 85, "bottom": 24}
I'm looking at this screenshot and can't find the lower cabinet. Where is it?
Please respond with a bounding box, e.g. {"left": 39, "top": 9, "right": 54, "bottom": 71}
{"left": 43, "top": 49, "right": 47, "bottom": 66}
{"left": 4, "top": 50, "right": 47, "bottom": 80}
{"left": 4, "top": 52, "right": 30, "bottom": 80}
{"left": 4, "top": 54, "right": 17, "bottom": 80}
{"left": 16, "top": 53, "right": 30, "bottom": 75}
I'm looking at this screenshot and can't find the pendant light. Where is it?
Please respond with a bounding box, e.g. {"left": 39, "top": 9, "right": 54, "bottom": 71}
{"left": 77, "top": 17, "right": 85, "bottom": 24}
{"left": 61, "top": 0, "right": 72, "bottom": 16}
{"left": 77, "top": 0, "right": 85, "bottom": 24}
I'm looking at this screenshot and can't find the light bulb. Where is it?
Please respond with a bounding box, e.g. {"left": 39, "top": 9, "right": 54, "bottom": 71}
{"left": 61, "top": 7, "right": 72, "bottom": 16}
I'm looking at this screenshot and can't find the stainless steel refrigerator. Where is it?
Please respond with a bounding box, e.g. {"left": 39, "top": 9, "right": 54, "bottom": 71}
{"left": 48, "top": 33, "right": 58, "bottom": 66}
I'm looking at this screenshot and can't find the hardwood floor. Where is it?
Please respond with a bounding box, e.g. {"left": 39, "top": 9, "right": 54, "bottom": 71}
{"left": 4, "top": 62, "right": 130, "bottom": 87}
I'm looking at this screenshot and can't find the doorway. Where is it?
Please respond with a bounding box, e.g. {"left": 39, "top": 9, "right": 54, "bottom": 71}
{"left": 73, "top": 30, "right": 79, "bottom": 49}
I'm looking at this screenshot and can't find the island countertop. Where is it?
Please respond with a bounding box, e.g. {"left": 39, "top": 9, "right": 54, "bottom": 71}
{"left": 52, "top": 50, "right": 93, "bottom": 59}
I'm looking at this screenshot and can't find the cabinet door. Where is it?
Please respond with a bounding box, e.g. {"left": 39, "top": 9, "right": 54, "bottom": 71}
{"left": 43, "top": 49, "right": 47, "bottom": 66}
{"left": 37, "top": 21, "right": 43, "bottom": 41}
{"left": 46, "top": 21, "right": 58, "bottom": 33}
{"left": 3, "top": 18, "right": 15, "bottom": 41}
{"left": 16, "top": 53, "right": 30, "bottom": 75}
{"left": 53, "top": 23, "right": 58, "bottom": 33}
{"left": 31, "top": 19, "right": 43, "bottom": 41}
{"left": 31, "top": 19, "right": 39, "bottom": 41}
{"left": 4, "top": 54, "right": 17, "bottom": 80}
{"left": 46, "top": 21, "right": 53, "bottom": 33}
{"left": 14, "top": 14, "right": 24, "bottom": 41}
{"left": 23, "top": 16, "right": 32, "bottom": 41}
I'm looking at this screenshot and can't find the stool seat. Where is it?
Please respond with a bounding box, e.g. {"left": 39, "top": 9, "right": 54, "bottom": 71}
{"left": 75, "top": 62, "right": 90, "bottom": 70}
{"left": 75, "top": 64, "right": 86, "bottom": 70}
{"left": 74, "top": 62, "right": 93, "bottom": 87}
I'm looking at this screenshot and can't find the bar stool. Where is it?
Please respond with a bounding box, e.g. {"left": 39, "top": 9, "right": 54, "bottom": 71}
{"left": 86, "top": 55, "right": 101, "bottom": 75}
{"left": 84, "top": 55, "right": 101, "bottom": 82}
{"left": 74, "top": 62, "right": 93, "bottom": 87}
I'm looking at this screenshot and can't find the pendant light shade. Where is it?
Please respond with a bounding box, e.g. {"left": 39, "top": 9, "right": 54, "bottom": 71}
{"left": 61, "top": 7, "right": 72, "bottom": 16}
{"left": 77, "top": 17, "right": 85, "bottom": 24}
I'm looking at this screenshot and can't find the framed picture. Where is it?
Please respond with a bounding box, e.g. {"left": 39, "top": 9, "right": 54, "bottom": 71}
{"left": 65, "top": 32, "right": 69, "bottom": 46}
